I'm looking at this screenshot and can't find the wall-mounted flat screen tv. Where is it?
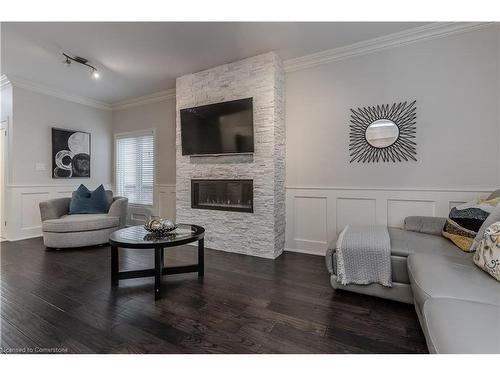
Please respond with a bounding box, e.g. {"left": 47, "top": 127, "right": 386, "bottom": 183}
{"left": 180, "top": 97, "right": 254, "bottom": 156}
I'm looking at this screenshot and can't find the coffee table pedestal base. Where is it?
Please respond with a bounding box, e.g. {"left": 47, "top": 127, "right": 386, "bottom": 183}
{"left": 110, "top": 238, "right": 205, "bottom": 300}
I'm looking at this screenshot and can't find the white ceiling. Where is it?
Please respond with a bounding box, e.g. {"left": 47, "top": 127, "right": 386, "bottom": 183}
{"left": 1, "top": 22, "right": 430, "bottom": 104}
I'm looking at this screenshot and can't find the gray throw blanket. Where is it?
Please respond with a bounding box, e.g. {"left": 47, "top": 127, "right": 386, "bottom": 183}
{"left": 336, "top": 225, "right": 392, "bottom": 287}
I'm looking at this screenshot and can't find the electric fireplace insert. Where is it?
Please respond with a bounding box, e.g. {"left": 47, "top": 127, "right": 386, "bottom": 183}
{"left": 191, "top": 179, "right": 253, "bottom": 213}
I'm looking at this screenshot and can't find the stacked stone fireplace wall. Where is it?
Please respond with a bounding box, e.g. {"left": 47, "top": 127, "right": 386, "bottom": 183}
{"left": 176, "top": 52, "right": 285, "bottom": 259}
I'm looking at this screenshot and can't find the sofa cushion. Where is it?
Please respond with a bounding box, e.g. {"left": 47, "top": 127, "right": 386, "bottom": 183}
{"left": 330, "top": 229, "right": 468, "bottom": 285}
{"left": 42, "top": 214, "right": 119, "bottom": 233}
{"left": 69, "top": 184, "right": 110, "bottom": 214}
{"left": 105, "top": 190, "right": 114, "bottom": 207}
{"left": 389, "top": 228, "right": 469, "bottom": 258}
{"left": 403, "top": 216, "right": 446, "bottom": 236}
{"left": 422, "top": 298, "right": 500, "bottom": 354}
{"left": 407, "top": 253, "right": 500, "bottom": 310}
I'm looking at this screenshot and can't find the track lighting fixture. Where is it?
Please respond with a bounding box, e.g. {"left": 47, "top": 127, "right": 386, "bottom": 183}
{"left": 62, "top": 53, "right": 100, "bottom": 80}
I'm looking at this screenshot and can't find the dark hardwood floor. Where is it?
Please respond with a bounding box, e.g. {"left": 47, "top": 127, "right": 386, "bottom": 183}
{"left": 0, "top": 237, "right": 428, "bottom": 353}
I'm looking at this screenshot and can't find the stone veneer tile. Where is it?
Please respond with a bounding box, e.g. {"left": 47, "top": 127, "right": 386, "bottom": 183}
{"left": 176, "top": 52, "right": 285, "bottom": 259}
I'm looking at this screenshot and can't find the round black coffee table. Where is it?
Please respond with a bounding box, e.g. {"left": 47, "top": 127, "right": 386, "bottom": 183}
{"left": 109, "top": 224, "right": 205, "bottom": 300}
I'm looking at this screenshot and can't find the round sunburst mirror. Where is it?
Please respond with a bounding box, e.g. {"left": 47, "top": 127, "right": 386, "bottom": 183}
{"left": 349, "top": 100, "right": 417, "bottom": 163}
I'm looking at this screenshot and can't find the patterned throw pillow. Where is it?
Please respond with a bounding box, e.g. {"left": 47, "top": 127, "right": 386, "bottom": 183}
{"left": 473, "top": 221, "right": 500, "bottom": 282}
{"left": 442, "top": 197, "right": 500, "bottom": 252}
{"left": 471, "top": 201, "right": 500, "bottom": 251}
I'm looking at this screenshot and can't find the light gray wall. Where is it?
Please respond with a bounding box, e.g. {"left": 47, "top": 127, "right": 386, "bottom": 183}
{"left": 286, "top": 26, "right": 499, "bottom": 190}
{"left": 111, "top": 99, "right": 176, "bottom": 185}
{"left": 11, "top": 87, "right": 112, "bottom": 186}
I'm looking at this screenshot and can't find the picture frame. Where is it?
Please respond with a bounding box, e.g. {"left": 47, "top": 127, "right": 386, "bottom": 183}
{"left": 51, "top": 127, "right": 91, "bottom": 178}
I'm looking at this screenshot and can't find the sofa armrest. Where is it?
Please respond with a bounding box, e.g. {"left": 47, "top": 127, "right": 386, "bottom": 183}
{"left": 325, "top": 248, "right": 335, "bottom": 274}
{"left": 403, "top": 216, "right": 446, "bottom": 236}
{"left": 108, "top": 197, "right": 128, "bottom": 228}
{"left": 39, "top": 198, "right": 71, "bottom": 221}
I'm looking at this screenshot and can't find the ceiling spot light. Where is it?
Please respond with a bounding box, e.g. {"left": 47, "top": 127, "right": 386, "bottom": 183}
{"left": 62, "top": 52, "right": 100, "bottom": 81}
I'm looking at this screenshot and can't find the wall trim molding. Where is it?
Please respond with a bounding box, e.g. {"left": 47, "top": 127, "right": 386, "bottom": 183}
{"left": 1, "top": 74, "right": 176, "bottom": 112}
{"left": 283, "top": 22, "right": 494, "bottom": 72}
{"left": 7, "top": 183, "right": 113, "bottom": 189}
{"left": 0, "top": 75, "right": 11, "bottom": 89}
{"left": 7, "top": 234, "right": 43, "bottom": 242}
{"left": 285, "top": 247, "right": 324, "bottom": 256}
{"left": 111, "top": 89, "right": 176, "bottom": 110}
{"left": 2, "top": 75, "right": 112, "bottom": 111}
{"left": 286, "top": 187, "right": 492, "bottom": 256}
{"left": 285, "top": 185, "right": 495, "bottom": 193}
{"left": 3, "top": 23, "right": 494, "bottom": 110}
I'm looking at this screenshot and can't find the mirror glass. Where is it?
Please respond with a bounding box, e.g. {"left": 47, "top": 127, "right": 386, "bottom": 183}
{"left": 366, "top": 119, "right": 399, "bottom": 148}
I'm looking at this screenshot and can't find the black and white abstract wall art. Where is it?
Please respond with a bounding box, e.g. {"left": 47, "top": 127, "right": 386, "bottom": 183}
{"left": 349, "top": 100, "right": 417, "bottom": 163}
{"left": 52, "top": 128, "right": 91, "bottom": 178}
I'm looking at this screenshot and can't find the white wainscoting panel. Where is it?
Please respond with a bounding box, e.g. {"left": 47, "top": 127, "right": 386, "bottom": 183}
{"left": 449, "top": 201, "right": 466, "bottom": 211}
{"left": 158, "top": 184, "right": 176, "bottom": 221}
{"left": 128, "top": 207, "right": 153, "bottom": 226}
{"left": 21, "top": 191, "right": 50, "bottom": 231}
{"left": 336, "top": 198, "right": 376, "bottom": 234}
{"left": 292, "top": 196, "right": 328, "bottom": 253}
{"left": 126, "top": 184, "right": 176, "bottom": 226}
{"left": 285, "top": 186, "right": 492, "bottom": 256}
{"left": 387, "top": 199, "right": 435, "bottom": 228}
{"left": 6, "top": 183, "right": 177, "bottom": 241}
{"left": 6, "top": 183, "right": 112, "bottom": 241}
{"left": 55, "top": 190, "right": 74, "bottom": 198}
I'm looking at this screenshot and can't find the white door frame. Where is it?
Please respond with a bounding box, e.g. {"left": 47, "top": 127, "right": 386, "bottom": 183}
{"left": 0, "top": 118, "right": 8, "bottom": 239}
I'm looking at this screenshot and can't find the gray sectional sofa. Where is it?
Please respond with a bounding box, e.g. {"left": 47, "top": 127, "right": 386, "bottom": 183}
{"left": 39, "top": 191, "right": 128, "bottom": 249}
{"left": 325, "top": 216, "right": 500, "bottom": 354}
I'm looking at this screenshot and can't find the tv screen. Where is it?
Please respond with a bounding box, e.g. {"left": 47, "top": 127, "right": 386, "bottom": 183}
{"left": 181, "top": 98, "right": 254, "bottom": 156}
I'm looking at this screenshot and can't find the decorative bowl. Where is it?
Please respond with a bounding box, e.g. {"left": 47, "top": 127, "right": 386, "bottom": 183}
{"left": 144, "top": 217, "right": 177, "bottom": 237}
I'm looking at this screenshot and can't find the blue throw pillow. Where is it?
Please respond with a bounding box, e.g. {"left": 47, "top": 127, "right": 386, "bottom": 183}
{"left": 69, "top": 184, "right": 110, "bottom": 214}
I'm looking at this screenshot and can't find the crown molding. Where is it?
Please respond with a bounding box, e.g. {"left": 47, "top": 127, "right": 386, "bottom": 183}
{"left": 0, "top": 74, "right": 11, "bottom": 89}
{"left": 2, "top": 22, "right": 494, "bottom": 110}
{"left": 285, "top": 185, "right": 495, "bottom": 193}
{"left": 2, "top": 75, "right": 112, "bottom": 111}
{"left": 2, "top": 73, "right": 175, "bottom": 111}
{"left": 111, "top": 88, "right": 176, "bottom": 111}
{"left": 283, "top": 22, "right": 495, "bottom": 72}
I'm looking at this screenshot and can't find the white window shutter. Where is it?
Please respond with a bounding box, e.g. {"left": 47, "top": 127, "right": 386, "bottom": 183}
{"left": 115, "top": 131, "right": 155, "bottom": 206}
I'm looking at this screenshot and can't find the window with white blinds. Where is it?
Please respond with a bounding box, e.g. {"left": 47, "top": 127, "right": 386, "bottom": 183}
{"left": 115, "top": 131, "right": 155, "bottom": 206}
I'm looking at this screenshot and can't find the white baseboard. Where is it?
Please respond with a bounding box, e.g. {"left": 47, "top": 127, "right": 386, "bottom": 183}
{"left": 284, "top": 247, "right": 325, "bottom": 256}
{"left": 5, "top": 234, "right": 42, "bottom": 242}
